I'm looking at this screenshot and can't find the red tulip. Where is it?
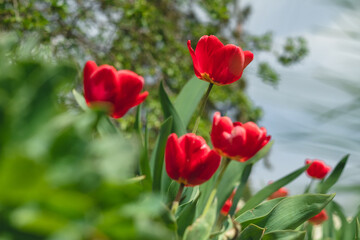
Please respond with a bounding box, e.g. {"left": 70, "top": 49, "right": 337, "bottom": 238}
{"left": 211, "top": 112, "right": 271, "bottom": 162}
{"left": 268, "top": 186, "right": 289, "bottom": 200}
{"left": 83, "top": 61, "right": 148, "bottom": 118}
{"left": 305, "top": 159, "right": 331, "bottom": 179}
{"left": 308, "top": 209, "right": 328, "bottom": 225}
{"left": 220, "top": 189, "right": 236, "bottom": 216}
{"left": 165, "top": 133, "right": 221, "bottom": 186}
{"left": 187, "top": 35, "right": 254, "bottom": 85}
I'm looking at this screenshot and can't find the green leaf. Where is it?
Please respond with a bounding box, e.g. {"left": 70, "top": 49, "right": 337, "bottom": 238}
{"left": 229, "top": 164, "right": 253, "bottom": 216}
{"left": 318, "top": 154, "right": 349, "bottom": 194}
{"left": 331, "top": 201, "right": 352, "bottom": 240}
{"left": 139, "top": 125, "right": 152, "bottom": 190}
{"left": 97, "top": 115, "right": 119, "bottom": 135}
{"left": 176, "top": 192, "right": 200, "bottom": 236}
{"left": 236, "top": 165, "right": 309, "bottom": 216}
{"left": 72, "top": 89, "right": 88, "bottom": 111}
{"left": 196, "top": 173, "right": 217, "bottom": 218}
{"left": 322, "top": 202, "right": 335, "bottom": 239}
{"left": 245, "top": 141, "right": 273, "bottom": 165}
{"left": 183, "top": 199, "right": 217, "bottom": 240}
{"left": 134, "top": 105, "right": 141, "bottom": 133}
{"left": 174, "top": 77, "right": 208, "bottom": 127}
{"left": 237, "top": 224, "right": 265, "bottom": 240}
{"left": 159, "top": 81, "right": 186, "bottom": 136}
{"left": 216, "top": 160, "right": 246, "bottom": 214}
{"left": 237, "top": 193, "right": 335, "bottom": 233}
{"left": 262, "top": 230, "right": 306, "bottom": 240}
{"left": 236, "top": 197, "right": 284, "bottom": 224}
{"left": 355, "top": 218, "right": 359, "bottom": 240}
{"left": 151, "top": 117, "right": 173, "bottom": 191}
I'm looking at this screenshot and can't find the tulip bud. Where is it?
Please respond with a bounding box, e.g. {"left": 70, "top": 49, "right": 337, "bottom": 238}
{"left": 211, "top": 112, "right": 271, "bottom": 162}
{"left": 305, "top": 159, "right": 331, "bottom": 179}
{"left": 308, "top": 209, "right": 328, "bottom": 225}
{"left": 268, "top": 186, "right": 289, "bottom": 200}
{"left": 165, "top": 133, "right": 221, "bottom": 186}
{"left": 187, "top": 35, "right": 254, "bottom": 85}
{"left": 220, "top": 189, "right": 237, "bottom": 216}
{"left": 83, "top": 61, "right": 148, "bottom": 118}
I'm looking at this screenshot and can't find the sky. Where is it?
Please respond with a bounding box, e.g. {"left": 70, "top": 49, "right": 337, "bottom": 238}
{"left": 241, "top": 0, "right": 360, "bottom": 214}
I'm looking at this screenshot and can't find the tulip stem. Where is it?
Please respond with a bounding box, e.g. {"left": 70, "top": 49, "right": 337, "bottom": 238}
{"left": 304, "top": 178, "right": 315, "bottom": 193}
{"left": 171, "top": 183, "right": 185, "bottom": 215}
{"left": 202, "top": 158, "right": 231, "bottom": 215}
{"left": 192, "top": 83, "right": 213, "bottom": 134}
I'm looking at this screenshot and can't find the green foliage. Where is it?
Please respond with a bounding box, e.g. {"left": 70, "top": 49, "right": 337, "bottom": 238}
{"left": 0, "top": 0, "right": 309, "bottom": 135}
{"left": 183, "top": 200, "right": 217, "bottom": 240}
{"left": 317, "top": 154, "right": 349, "bottom": 194}
{"left": 237, "top": 224, "right": 265, "bottom": 240}
{"left": 237, "top": 194, "right": 335, "bottom": 232}
{"left": 236, "top": 165, "right": 309, "bottom": 216}
{"left": 0, "top": 35, "right": 173, "bottom": 240}
{"left": 0, "top": 2, "right": 356, "bottom": 238}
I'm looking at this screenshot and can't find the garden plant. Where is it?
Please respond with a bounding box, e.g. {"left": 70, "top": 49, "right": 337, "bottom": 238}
{"left": 0, "top": 30, "right": 359, "bottom": 240}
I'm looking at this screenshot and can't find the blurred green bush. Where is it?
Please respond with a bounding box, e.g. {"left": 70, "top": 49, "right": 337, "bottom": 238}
{"left": 0, "top": 34, "right": 173, "bottom": 240}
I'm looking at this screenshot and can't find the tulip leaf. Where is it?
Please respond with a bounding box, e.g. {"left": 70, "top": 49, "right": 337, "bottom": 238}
{"left": 262, "top": 230, "right": 306, "bottom": 240}
{"left": 159, "top": 81, "right": 186, "bottom": 136}
{"left": 236, "top": 164, "right": 309, "bottom": 216}
{"left": 355, "top": 218, "right": 360, "bottom": 240}
{"left": 176, "top": 191, "right": 200, "bottom": 236}
{"left": 317, "top": 154, "right": 349, "bottom": 194}
{"left": 196, "top": 171, "right": 217, "bottom": 218}
{"left": 331, "top": 201, "right": 354, "bottom": 240}
{"left": 229, "top": 163, "right": 253, "bottom": 216}
{"left": 139, "top": 125, "right": 152, "bottom": 191}
{"left": 174, "top": 77, "right": 208, "bottom": 127}
{"left": 216, "top": 160, "right": 246, "bottom": 214}
{"left": 246, "top": 140, "right": 273, "bottom": 165}
{"left": 208, "top": 216, "right": 234, "bottom": 239}
{"left": 322, "top": 202, "right": 335, "bottom": 239}
{"left": 236, "top": 197, "right": 285, "bottom": 224}
{"left": 151, "top": 116, "right": 173, "bottom": 192}
{"left": 72, "top": 89, "right": 88, "bottom": 111}
{"left": 238, "top": 224, "right": 265, "bottom": 240}
{"left": 183, "top": 199, "right": 217, "bottom": 240}
{"left": 134, "top": 105, "right": 141, "bottom": 133}
{"left": 237, "top": 193, "right": 335, "bottom": 233}
{"left": 97, "top": 116, "right": 119, "bottom": 135}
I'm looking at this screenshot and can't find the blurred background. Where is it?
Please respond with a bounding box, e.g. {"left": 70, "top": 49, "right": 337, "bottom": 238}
{"left": 242, "top": 0, "right": 360, "bottom": 214}
{"left": 0, "top": 0, "right": 359, "bottom": 238}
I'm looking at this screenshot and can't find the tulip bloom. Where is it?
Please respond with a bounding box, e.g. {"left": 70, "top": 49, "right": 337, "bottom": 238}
{"left": 308, "top": 210, "right": 328, "bottom": 225}
{"left": 305, "top": 159, "right": 331, "bottom": 179}
{"left": 220, "top": 189, "right": 236, "bottom": 216}
{"left": 165, "top": 133, "right": 221, "bottom": 186}
{"left": 268, "top": 187, "right": 289, "bottom": 200}
{"left": 83, "top": 61, "right": 148, "bottom": 118}
{"left": 211, "top": 112, "right": 271, "bottom": 162}
{"left": 187, "top": 35, "right": 254, "bottom": 85}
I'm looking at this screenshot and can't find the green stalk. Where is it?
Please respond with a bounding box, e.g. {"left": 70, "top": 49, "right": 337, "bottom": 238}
{"left": 192, "top": 83, "right": 213, "bottom": 134}
{"left": 171, "top": 183, "right": 185, "bottom": 215}
{"left": 201, "top": 158, "right": 231, "bottom": 216}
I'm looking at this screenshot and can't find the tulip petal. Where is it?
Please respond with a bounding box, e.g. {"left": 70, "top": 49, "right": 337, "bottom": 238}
{"left": 111, "top": 70, "right": 146, "bottom": 118}
{"left": 187, "top": 40, "right": 202, "bottom": 79}
{"left": 244, "top": 51, "right": 254, "bottom": 68}
{"left": 83, "top": 61, "right": 98, "bottom": 104}
{"left": 133, "top": 91, "right": 149, "bottom": 106}
{"left": 165, "top": 134, "right": 186, "bottom": 181}
{"left": 86, "top": 65, "right": 118, "bottom": 103}
{"left": 195, "top": 35, "right": 224, "bottom": 74}
{"left": 210, "top": 45, "right": 245, "bottom": 85}
{"left": 186, "top": 150, "right": 221, "bottom": 186}
{"left": 211, "top": 112, "right": 237, "bottom": 153}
